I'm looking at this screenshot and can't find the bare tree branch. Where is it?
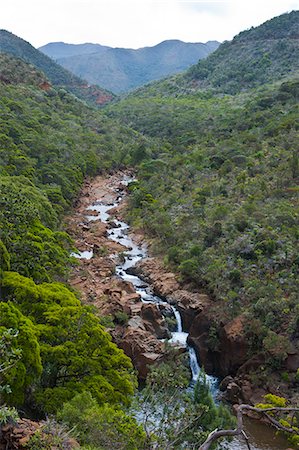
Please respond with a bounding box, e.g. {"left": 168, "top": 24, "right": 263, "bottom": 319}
{"left": 199, "top": 404, "right": 299, "bottom": 450}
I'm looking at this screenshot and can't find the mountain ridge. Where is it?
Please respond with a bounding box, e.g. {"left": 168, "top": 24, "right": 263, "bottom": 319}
{"left": 39, "top": 39, "right": 220, "bottom": 93}
{"left": 0, "top": 29, "right": 114, "bottom": 106}
{"left": 127, "top": 10, "right": 299, "bottom": 98}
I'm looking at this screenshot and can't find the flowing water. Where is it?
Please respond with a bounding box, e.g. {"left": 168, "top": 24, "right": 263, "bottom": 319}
{"left": 78, "top": 176, "right": 290, "bottom": 450}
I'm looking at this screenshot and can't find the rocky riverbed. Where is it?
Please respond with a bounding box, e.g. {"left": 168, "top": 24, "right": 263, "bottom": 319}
{"left": 63, "top": 170, "right": 295, "bottom": 450}
{"left": 66, "top": 171, "right": 297, "bottom": 406}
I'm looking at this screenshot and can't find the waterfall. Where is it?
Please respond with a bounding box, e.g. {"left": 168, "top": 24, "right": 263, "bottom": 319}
{"left": 85, "top": 182, "right": 218, "bottom": 395}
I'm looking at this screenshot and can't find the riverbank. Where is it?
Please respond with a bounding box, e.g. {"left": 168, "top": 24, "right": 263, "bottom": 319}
{"left": 65, "top": 170, "right": 292, "bottom": 450}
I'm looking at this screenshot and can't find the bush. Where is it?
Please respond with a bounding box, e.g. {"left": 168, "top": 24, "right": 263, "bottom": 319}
{"left": 58, "top": 391, "right": 146, "bottom": 450}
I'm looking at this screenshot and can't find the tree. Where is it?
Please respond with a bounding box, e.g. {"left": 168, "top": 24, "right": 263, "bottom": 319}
{"left": 0, "top": 302, "right": 42, "bottom": 406}
{"left": 58, "top": 391, "right": 147, "bottom": 449}
{"left": 132, "top": 357, "right": 235, "bottom": 449}
{"left": 200, "top": 395, "right": 299, "bottom": 449}
{"left": 0, "top": 328, "right": 21, "bottom": 397}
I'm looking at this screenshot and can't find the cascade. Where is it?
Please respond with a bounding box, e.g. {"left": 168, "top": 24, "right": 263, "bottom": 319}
{"left": 82, "top": 176, "right": 215, "bottom": 390}
{"left": 74, "top": 174, "right": 290, "bottom": 450}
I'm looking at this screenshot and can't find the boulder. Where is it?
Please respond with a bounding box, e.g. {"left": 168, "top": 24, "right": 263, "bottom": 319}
{"left": 285, "top": 343, "right": 299, "bottom": 372}
{"left": 141, "top": 303, "right": 171, "bottom": 339}
{"left": 0, "top": 419, "right": 79, "bottom": 449}
{"left": 224, "top": 381, "right": 241, "bottom": 403}
{"left": 188, "top": 314, "right": 249, "bottom": 377}
{"left": 172, "top": 290, "right": 210, "bottom": 329}
{"left": 119, "top": 327, "right": 165, "bottom": 379}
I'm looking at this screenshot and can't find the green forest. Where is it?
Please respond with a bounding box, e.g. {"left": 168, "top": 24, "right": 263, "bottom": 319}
{"left": 0, "top": 9, "right": 299, "bottom": 450}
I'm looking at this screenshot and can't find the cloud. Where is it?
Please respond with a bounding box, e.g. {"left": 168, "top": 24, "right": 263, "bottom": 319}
{"left": 177, "top": 1, "right": 231, "bottom": 16}
{"left": 0, "top": 0, "right": 298, "bottom": 49}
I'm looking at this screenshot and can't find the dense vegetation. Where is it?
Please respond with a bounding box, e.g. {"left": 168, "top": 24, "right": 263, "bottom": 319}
{"left": 1, "top": 10, "right": 298, "bottom": 449}
{"left": 0, "top": 51, "right": 234, "bottom": 449}
{"left": 0, "top": 54, "right": 148, "bottom": 418}
{"left": 107, "top": 11, "right": 299, "bottom": 385}
{"left": 0, "top": 31, "right": 114, "bottom": 106}
{"left": 130, "top": 11, "right": 299, "bottom": 98}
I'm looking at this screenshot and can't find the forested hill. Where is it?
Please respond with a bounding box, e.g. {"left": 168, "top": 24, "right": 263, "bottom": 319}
{"left": 0, "top": 53, "right": 153, "bottom": 421}
{"left": 106, "top": 10, "right": 299, "bottom": 398}
{"left": 39, "top": 39, "right": 220, "bottom": 94}
{"left": 0, "top": 30, "right": 114, "bottom": 106}
{"left": 131, "top": 10, "right": 299, "bottom": 97}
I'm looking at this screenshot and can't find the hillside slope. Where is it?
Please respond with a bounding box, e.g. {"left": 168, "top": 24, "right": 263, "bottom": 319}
{"left": 0, "top": 53, "right": 155, "bottom": 420}
{"left": 0, "top": 30, "right": 114, "bottom": 105}
{"left": 106, "top": 11, "right": 299, "bottom": 398}
{"left": 39, "top": 40, "right": 220, "bottom": 93}
{"left": 130, "top": 10, "right": 299, "bottom": 97}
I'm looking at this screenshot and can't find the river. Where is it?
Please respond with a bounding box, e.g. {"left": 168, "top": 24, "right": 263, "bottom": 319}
{"left": 73, "top": 174, "right": 290, "bottom": 450}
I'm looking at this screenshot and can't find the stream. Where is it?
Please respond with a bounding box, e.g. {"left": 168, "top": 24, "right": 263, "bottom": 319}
{"left": 75, "top": 175, "right": 290, "bottom": 450}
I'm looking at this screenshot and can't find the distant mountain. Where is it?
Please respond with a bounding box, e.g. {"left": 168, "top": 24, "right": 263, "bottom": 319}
{"left": 0, "top": 30, "right": 114, "bottom": 106}
{"left": 39, "top": 40, "right": 220, "bottom": 93}
{"left": 128, "top": 11, "right": 299, "bottom": 98}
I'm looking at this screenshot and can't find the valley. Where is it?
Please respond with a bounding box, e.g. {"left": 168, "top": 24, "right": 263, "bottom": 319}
{"left": 0, "top": 8, "right": 298, "bottom": 450}
{"left": 66, "top": 171, "right": 291, "bottom": 450}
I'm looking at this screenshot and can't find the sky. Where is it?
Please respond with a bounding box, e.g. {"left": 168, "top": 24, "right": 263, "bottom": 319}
{"left": 1, "top": 0, "right": 298, "bottom": 49}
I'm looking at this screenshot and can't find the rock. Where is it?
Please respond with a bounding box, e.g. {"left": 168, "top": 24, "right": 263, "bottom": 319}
{"left": 119, "top": 327, "right": 165, "bottom": 379}
{"left": 141, "top": 303, "right": 171, "bottom": 339}
{"left": 225, "top": 381, "right": 241, "bottom": 403}
{"left": 159, "top": 303, "right": 174, "bottom": 318}
{"left": 237, "top": 353, "right": 266, "bottom": 375}
{"left": 133, "top": 258, "right": 180, "bottom": 298}
{"left": 0, "top": 418, "right": 79, "bottom": 449}
{"left": 249, "top": 388, "right": 267, "bottom": 405}
{"left": 188, "top": 314, "right": 249, "bottom": 377}
{"left": 219, "top": 375, "right": 234, "bottom": 391}
{"left": 285, "top": 343, "right": 299, "bottom": 372}
{"left": 218, "top": 315, "right": 249, "bottom": 376}
{"left": 171, "top": 290, "right": 210, "bottom": 329}
{"left": 128, "top": 316, "right": 146, "bottom": 330}
{"left": 187, "top": 310, "right": 218, "bottom": 374}
{"left": 240, "top": 380, "right": 253, "bottom": 403}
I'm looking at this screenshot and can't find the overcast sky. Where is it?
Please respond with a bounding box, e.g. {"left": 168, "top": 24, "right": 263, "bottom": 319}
{"left": 1, "top": 0, "right": 298, "bottom": 49}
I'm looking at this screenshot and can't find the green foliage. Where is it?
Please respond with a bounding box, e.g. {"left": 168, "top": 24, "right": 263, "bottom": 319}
{"left": 1, "top": 272, "right": 135, "bottom": 413}
{"left": 0, "top": 302, "right": 42, "bottom": 406}
{"left": 123, "top": 11, "right": 299, "bottom": 98}
{"left": 0, "top": 38, "right": 114, "bottom": 107}
{"left": 113, "top": 310, "right": 129, "bottom": 325}
{"left": 194, "top": 372, "right": 235, "bottom": 436}
{"left": 255, "top": 394, "right": 299, "bottom": 446}
{"left": 263, "top": 393, "right": 287, "bottom": 407}
{"left": 58, "top": 391, "right": 147, "bottom": 449}
{"left": 0, "top": 328, "right": 21, "bottom": 395}
{"left": 0, "top": 240, "right": 10, "bottom": 273}
{"left": 109, "top": 74, "right": 299, "bottom": 373}
{"left": 0, "top": 406, "right": 19, "bottom": 425}
{"left": 132, "top": 357, "right": 235, "bottom": 448}
{"left": 0, "top": 54, "right": 146, "bottom": 417}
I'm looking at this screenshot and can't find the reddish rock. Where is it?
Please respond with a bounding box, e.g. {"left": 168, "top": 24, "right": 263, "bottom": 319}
{"left": 141, "top": 303, "right": 171, "bottom": 339}
{"left": 240, "top": 380, "right": 253, "bottom": 403}
{"left": 218, "top": 315, "right": 249, "bottom": 375}
{"left": 133, "top": 258, "right": 180, "bottom": 298}
{"left": 172, "top": 290, "right": 210, "bottom": 329}
{"left": 188, "top": 314, "right": 249, "bottom": 377}
{"left": 119, "top": 327, "right": 165, "bottom": 379}
{"left": 285, "top": 343, "right": 299, "bottom": 372}
{"left": 237, "top": 353, "right": 266, "bottom": 375}
{"left": 39, "top": 81, "right": 51, "bottom": 91}
{"left": 219, "top": 375, "right": 234, "bottom": 391}
{"left": 225, "top": 381, "right": 241, "bottom": 403}
{"left": 0, "top": 418, "right": 79, "bottom": 449}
